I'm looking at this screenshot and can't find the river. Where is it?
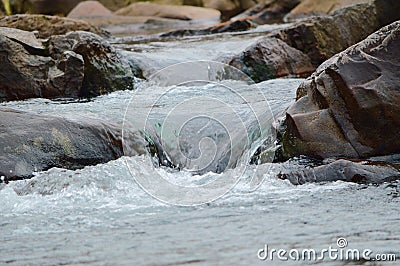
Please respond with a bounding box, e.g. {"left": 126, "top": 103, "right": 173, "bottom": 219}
{"left": 1, "top": 23, "right": 399, "bottom": 265}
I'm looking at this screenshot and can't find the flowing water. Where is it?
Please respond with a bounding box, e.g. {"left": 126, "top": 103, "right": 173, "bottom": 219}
{"left": 1, "top": 25, "right": 400, "bottom": 265}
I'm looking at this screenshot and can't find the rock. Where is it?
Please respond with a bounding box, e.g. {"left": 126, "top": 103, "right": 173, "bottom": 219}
{"left": 160, "top": 18, "right": 254, "bottom": 37}
{"left": 250, "top": 0, "right": 301, "bottom": 24}
{"left": 0, "top": 14, "right": 108, "bottom": 39}
{"left": 271, "top": 2, "right": 380, "bottom": 67}
{"left": 279, "top": 159, "right": 400, "bottom": 185}
{"left": 284, "top": 0, "right": 371, "bottom": 22}
{"left": 0, "top": 28, "right": 134, "bottom": 101}
{"left": 226, "top": 2, "right": 390, "bottom": 83}
{"left": 228, "top": 37, "right": 314, "bottom": 82}
{"left": 68, "top": 1, "right": 112, "bottom": 18}
{"left": 115, "top": 2, "right": 221, "bottom": 22}
{"left": 48, "top": 31, "right": 134, "bottom": 97}
{"left": 0, "top": 107, "right": 146, "bottom": 181}
{"left": 281, "top": 21, "right": 400, "bottom": 159}
{"left": 10, "top": 0, "right": 83, "bottom": 15}
{"left": 97, "top": 0, "right": 130, "bottom": 11}
{"left": 203, "top": 0, "right": 257, "bottom": 20}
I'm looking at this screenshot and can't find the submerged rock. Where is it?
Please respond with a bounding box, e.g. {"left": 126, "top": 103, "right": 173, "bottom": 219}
{"left": 0, "top": 14, "right": 108, "bottom": 39}
{"left": 0, "top": 28, "right": 134, "bottom": 101}
{"left": 279, "top": 159, "right": 400, "bottom": 185}
{"left": 282, "top": 21, "right": 400, "bottom": 159}
{"left": 0, "top": 107, "right": 146, "bottom": 181}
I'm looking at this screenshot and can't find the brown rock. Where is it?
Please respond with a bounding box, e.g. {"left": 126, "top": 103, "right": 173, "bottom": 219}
{"left": 115, "top": 2, "right": 221, "bottom": 22}
{"left": 97, "top": 0, "right": 131, "bottom": 11}
{"left": 203, "top": 0, "right": 257, "bottom": 20}
{"left": 282, "top": 21, "right": 400, "bottom": 159}
{"left": 233, "top": 0, "right": 301, "bottom": 24}
{"left": 284, "top": 0, "right": 371, "bottom": 21}
{"left": 68, "top": 1, "right": 112, "bottom": 18}
{"left": 0, "top": 14, "right": 108, "bottom": 39}
{"left": 228, "top": 37, "right": 314, "bottom": 82}
{"left": 271, "top": 2, "right": 380, "bottom": 67}
{"left": 10, "top": 0, "right": 83, "bottom": 15}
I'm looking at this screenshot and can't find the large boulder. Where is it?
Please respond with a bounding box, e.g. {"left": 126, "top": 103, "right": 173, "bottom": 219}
{"left": 0, "top": 27, "right": 134, "bottom": 101}
{"left": 0, "top": 14, "right": 108, "bottom": 39}
{"left": 10, "top": 0, "right": 83, "bottom": 15}
{"left": 0, "top": 107, "right": 146, "bottom": 181}
{"left": 228, "top": 37, "right": 314, "bottom": 82}
{"left": 115, "top": 2, "right": 221, "bottom": 22}
{"left": 68, "top": 1, "right": 112, "bottom": 18}
{"left": 281, "top": 21, "right": 400, "bottom": 160}
{"left": 271, "top": 2, "right": 381, "bottom": 67}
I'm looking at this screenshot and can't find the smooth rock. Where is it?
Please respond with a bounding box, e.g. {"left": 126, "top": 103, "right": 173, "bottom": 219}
{"left": 282, "top": 21, "right": 400, "bottom": 159}
{"left": 115, "top": 2, "right": 221, "bottom": 22}
{"left": 0, "top": 107, "right": 146, "bottom": 181}
{"left": 68, "top": 1, "right": 112, "bottom": 18}
{"left": 279, "top": 159, "right": 400, "bottom": 185}
{"left": 0, "top": 14, "right": 108, "bottom": 39}
{"left": 284, "top": 0, "right": 371, "bottom": 21}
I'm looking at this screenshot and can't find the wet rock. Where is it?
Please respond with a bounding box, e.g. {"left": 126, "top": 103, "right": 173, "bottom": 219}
{"left": 0, "top": 14, "right": 108, "bottom": 39}
{"left": 160, "top": 18, "right": 254, "bottom": 37}
{"left": 282, "top": 21, "right": 400, "bottom": 159}
{"left": 68, "top": 1, "right": 112, "bottom": 18}
{"left": 10, "top": 0, "right": 83, "bottom": 15}
{"left": 228, "top": 37, "right": 314, "bottom": 82}
{"left": 284, "top": 0, "right": 371, "bottom": 22}
{"left": 115, "top": 2, "right": 221, "bottom": 22}
{"left": 0, "top": 28, "right": 134, "bottom": 101}
{"left": 279, "top": 159, "right": 400, "bottom": 185}
{"left": 0, "top": 107, "right": 146, "bottom": 181}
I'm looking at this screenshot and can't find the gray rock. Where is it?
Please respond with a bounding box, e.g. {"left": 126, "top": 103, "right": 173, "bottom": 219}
{"left": 279, "top": 159, "right": 400, "bottom": 185}
{"left": 0, "top": 28, "right": 134, "bottom": 101}
{"left": 0, "top": 107, "right": 146, "bottom": 181}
